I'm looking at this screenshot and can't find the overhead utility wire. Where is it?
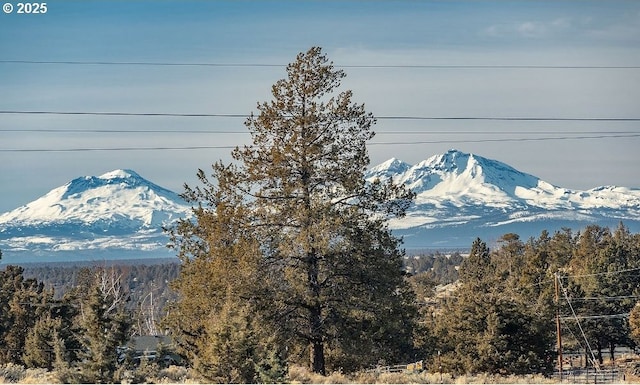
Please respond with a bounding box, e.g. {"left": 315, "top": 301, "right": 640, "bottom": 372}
{"left": 2, "top": 129, "right": 637, "bottom": 135}
{"left": 0, "top": 145, "right": 238, "bottom": 153}
{"left": 565, "top": 266, "right": 640, "bottom": 279}
{"left": 2, "top": 134, "right": 638, "bottom": 153}
{"left": 560, "top": 313, "right": 630, "bottom": 320}
{"left": 367, "top": 134, "right": 640, "bottom": 145}
{"left": 2, "top": 60, "right": 639, "bottom": 69}
{"left": 1, "top": 110, "right": 639, "bottom": 122}
{"left": 557, "top": 275, "right": 599, "bottom": 369}
{"left": 560, "top": 318, "right": 589, "bottom": 357}
{"left": 569, "top": 295, "right": 640, "bottom": 302}
{"left": 0, "top": 111, "right": 247, "bottom": 118}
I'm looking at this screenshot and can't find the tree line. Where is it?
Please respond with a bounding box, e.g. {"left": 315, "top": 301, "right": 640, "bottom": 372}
{"left": 0, "top": 260, "right": 131, "bottom": 382}
{"left": 2, "top": 223, "right": 639, "bottom": 382}
{"left": 421, "top": 225, "right": 640, "bottom": 376}
{"left": 0, "top": 256, "right": 181, "bottom": 382}
{"left": 22, "top": 261, "right": 179, "bottom": 335}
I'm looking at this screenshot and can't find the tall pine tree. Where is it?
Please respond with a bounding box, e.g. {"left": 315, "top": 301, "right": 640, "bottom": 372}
{"left": 166, "top": 47, "right": 416, "bottom": 377}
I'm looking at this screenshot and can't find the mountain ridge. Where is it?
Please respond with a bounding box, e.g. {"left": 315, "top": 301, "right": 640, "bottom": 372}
{"left": 1, "top": 151, "right": 639, "bottom": 262}
{"left": 0, "top": 169, "right": 191, "bottom": 263}
{"left": 0, "top": 169, "right": 189, "bottom": 228}
{"left": 366, "top": 149, "right": 640, "bottom": 247}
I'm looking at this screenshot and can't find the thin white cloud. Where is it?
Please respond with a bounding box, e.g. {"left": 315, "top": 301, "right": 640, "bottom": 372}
{"left": 586, "top": 12, "right": 640, "bottom": 42}
{"left": 552, "top": 17, "right": 572, "bottom": 29}
{"left": 517, "top": 21, "right": 547, "bottom": 37}
{"left": 483, "top": 17, "right": 572, "bottom": 39}
{"left": 483, "top": 10, "right": 640, "bottom": 44}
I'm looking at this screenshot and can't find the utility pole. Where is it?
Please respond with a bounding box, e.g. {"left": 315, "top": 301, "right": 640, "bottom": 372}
{"left": 555, "top": 272, "right": 563, "bottom": 381}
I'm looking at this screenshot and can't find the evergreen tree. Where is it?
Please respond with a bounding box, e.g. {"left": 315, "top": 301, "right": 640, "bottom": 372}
{"left": 630, "top": 302, "right": 640, "bottom": 346}
{"left": 0, "top": 265, "right": 50, "bottom": 365}
{"left": 458, "top": 238, "right": 493, "bottom": 288}
{"left": 432, "top": 237, "right": 554, "bottom": 375}
{"left": 166, "top": 47, "right": 416, "bottom": 376}
{"left": 197, "top": 299, "right": 261, "bottom": 383}
{"left": 568, "top": 224, "right": 640, "bottom": 364}
{"left": 493, "top": 233, "right": 525, "bottom": 281}
{"left": 74, "top": 268, "right": 132, "bottom": 383}
{"left": 164, "top": 192, "right": 268, "bottom": 380}
{"left": 23, "top": 315, "right": 62, "bottom": 369}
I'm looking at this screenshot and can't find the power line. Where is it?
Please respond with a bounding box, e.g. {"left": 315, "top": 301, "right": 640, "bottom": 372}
{"left": 0, "top": 110, "right": 247, "bottom": 118}
{"left": 378, "top": 117, "right": 640, "bottom": 122}
{"left": 368, "top": 134, "right": 640, "bottom": 146}
{"left": 2, "top": 60, "right": 639, "bottom": 69}
{"left": 557, "top": 274, "right": 599, "bottom": 368}
{"left": 2, "top": 110, "right": 640, "bottom": 122}
{"left": 0, "top": 145, "right": 238, "bottom": 153}
{"left": 0, "top": 128, "right": 249, "bottom": 134}
{"left": 560, "top": 318, "right": 589, "bottom": 357}
{"left": 569, "top": 295, "right": 640, "bottom": 302}
{"left": 2, "top": 134, "right": 637, "bottom": 153}
{"left": 565, "top": 266, "right": 640, "bottom": 279}
{"left": 2, "top": 128, "right": 638, "bottom": 135}
{"left": 0, "top": 60, "right": 282, "bottom": 68}
{"left": 561, "top": 313, "right": 630, "bottom": 320}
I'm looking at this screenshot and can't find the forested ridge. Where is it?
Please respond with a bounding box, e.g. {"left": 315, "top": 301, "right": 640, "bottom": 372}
{"left": 2, "top": 223, "right": 640, "bottom": 383}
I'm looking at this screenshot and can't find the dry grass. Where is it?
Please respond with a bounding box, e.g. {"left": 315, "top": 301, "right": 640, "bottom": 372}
{"left": 3, "top": 362, "right": 636, "bottom": 384}
{"left": 0, "top": 363, "right": 203, "bottom": 384}
{"left": 286, "top": 365, "right": 576, "bottom": 384}
{"left": 153, "top": 365, "right": 201, "bottom": 383}
{"left": 16, "top": 369, "right": 58, "bottom": 384}
{"left": 288, "top": 365, "right": 556, "bottom": 384}
{"left": 0, "top": 363, "right": 26, "bottom": 383}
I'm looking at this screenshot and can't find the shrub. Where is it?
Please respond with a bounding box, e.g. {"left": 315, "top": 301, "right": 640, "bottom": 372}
{"left": 0, "top": 363, "right": 26, "bottom": 383}
{"left": 16, "top": 368, "right": 56, "bottom": 384}
{"left": 156, "top": 365, "right": 192, "bottom": 383}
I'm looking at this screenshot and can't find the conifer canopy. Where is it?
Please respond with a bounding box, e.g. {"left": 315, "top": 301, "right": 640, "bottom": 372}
{"left": 165, "top": 47, "right": 417, "bottom": 378}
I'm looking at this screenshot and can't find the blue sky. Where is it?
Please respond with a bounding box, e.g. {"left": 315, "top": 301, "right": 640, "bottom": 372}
{"left": 1, "top": 0, "right": 639, "bottom": 212}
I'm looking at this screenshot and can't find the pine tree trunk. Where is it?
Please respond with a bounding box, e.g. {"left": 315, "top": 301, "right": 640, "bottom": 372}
{"left": 311, "top": 334, "right": 325, "bottom": 375}
{"left": 308, "top": 251, "right": 325, "bottom": 375}
{"left": 609, "top": 342, "right": 615, "bottom": 362}
{"left": 300, "top": 96, "right": 326, "bottom": 375}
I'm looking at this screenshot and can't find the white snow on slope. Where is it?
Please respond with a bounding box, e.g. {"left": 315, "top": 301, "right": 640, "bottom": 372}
{"left": 367, "top": 149, "right": 640, "bottom": 212}
{"left": 2, "top": 151, "right": 640, "bottom": 256}
{"left": 0, "top": 169, "right": 193, "bottom": 257}
{"left": 0, "top": 169, "right": 191, "bottom": 228}
{"left": 366, "top": 149, "right": 640, "bottom": 239}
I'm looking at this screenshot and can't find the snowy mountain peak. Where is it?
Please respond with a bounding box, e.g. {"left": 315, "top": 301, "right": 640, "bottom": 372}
{"left": 365, "top": 150, "right": 640, "bottom": 248}
{"left": 0, "top": 170, "right": 193, "bottom": 258}
{"left": 412, "top": 149, "right": 471, "bottom": 178}
{"left": 99, "top": 169, "right": 142, "bottom": 179}
{"left": 367, "top": 150, "right": 640, "bottom": 211}
{"left": 369, "top": 157, "right": 411, "bottom": 178}
{"left": 380, "top": 149, "right": 542, "bottom": 197}
{"left": 0, "top": 170, "right": 190, "bottom": 229}
{"left": 61, "top": 169, "right": 181, "bottom": 202}
{"left": 425, "top": 149, "right": 468, "bottom": 170}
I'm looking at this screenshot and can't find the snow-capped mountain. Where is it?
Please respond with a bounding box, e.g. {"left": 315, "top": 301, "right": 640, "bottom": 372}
{"left": 1, "top": 152, "right": 639, "bottom": 263}
{"left": 366, "top": 149, "right": 640, "bottom": 248}
{"left": 0, "top": 170, "right": 191, "bottom": 263}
